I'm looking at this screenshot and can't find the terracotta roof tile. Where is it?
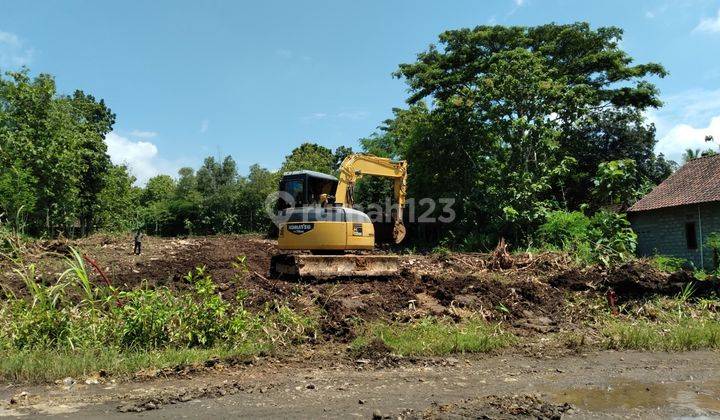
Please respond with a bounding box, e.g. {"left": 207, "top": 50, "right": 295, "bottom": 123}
{"left": 629, "top": 154, "right": 720, "bottom": 212}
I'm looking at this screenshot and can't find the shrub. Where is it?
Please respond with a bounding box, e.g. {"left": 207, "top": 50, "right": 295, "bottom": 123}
{"left": 0, "top": 254, "right": 317, "bottom": 354}
{"left": 537, "top": 211, "right": 590, "bottom": 247}
{"left": 536, "top": 210, "right": 637, "bottom": 267}
{"left": 587, "top": 210, "right": 637, "bottom": 267}
{"left": 649, "top": 255, "right": 687, "bottom": 273}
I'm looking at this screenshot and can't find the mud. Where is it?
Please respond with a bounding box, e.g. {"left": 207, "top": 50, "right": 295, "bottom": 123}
{"left": 397, "top": 394, "right": 572, "bottom": 419}
{"left": 1, "top": 351, "right": 717, "bottom": 419}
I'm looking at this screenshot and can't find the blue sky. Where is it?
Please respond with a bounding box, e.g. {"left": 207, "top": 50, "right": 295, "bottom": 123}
{"left": 2, "top": 0, "right": 720, "bottom": 183}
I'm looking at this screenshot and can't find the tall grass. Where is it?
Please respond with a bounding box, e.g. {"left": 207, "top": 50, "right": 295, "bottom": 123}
{"left": 0, "top": 248, "right": 317, "bottom": 382}
{"left": 350, "top": 317, "right": 515, "bottom": 356}
{"left": 603, "top": 319, "right": 720, "bottom": 351}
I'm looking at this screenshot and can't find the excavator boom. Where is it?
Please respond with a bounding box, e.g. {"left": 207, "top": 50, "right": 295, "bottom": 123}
{"left": 335, "top": 154, "right": 408, "bottom": 243}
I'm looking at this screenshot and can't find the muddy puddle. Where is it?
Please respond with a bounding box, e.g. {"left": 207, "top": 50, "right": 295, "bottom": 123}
{"left": 550, "top": 378, "right": 720, "bottom": 414}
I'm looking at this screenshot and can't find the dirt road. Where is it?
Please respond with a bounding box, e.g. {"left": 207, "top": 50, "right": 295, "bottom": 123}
{"left": 1, "top": 350, "right": 718, "bottom": 418}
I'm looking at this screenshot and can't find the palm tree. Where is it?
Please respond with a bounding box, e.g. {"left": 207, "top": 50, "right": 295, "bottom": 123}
{"left": 682, "top": 148, "right": 701, "bottom": 163}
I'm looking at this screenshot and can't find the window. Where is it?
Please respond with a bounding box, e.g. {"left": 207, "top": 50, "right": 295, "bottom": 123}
{"left": 285, "top": 180, "right": 304, "bottom": 205}
{"left": 685, "top": 222, "right": 698, "bottom": 250}
{"left": 345, "top": 209, "right": 371, "bottom": 223}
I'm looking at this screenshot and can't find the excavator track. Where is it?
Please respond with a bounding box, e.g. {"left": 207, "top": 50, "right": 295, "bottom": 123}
{"left": 270, "top": 254, "right": 399, "bottom": 280}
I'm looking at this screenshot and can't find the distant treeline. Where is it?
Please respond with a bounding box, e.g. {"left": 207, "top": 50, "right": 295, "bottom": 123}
{"left": 1, "top": 23, "right": 679, "bottom": 249}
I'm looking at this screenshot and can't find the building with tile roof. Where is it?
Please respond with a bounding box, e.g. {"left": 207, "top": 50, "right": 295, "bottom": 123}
{"left": 628, "top": 154, "right": 720, "bottom": 270}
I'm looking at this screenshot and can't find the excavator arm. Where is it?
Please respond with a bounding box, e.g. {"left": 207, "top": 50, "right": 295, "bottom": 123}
{"left": 334, "top": 154, "right": 408, "bottom": 243}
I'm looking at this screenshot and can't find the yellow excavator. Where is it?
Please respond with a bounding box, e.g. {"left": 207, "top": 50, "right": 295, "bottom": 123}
{"left": 270, "top": 154, "right": 407, "bottom": 279}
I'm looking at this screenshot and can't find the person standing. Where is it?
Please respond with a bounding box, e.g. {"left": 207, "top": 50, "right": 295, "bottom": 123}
{"left": 133, "top": 230, "right": 144, "bottom": 255}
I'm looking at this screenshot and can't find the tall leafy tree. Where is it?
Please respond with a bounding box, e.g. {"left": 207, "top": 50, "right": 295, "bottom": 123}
{"left": 367, "top": 23, "right": 669, "bottom": 246}
{"left": 280, "top": 143, "right": 335, "bottom": 174}
{"left": 65, "top": 90, "right": 115, "bottom": 234}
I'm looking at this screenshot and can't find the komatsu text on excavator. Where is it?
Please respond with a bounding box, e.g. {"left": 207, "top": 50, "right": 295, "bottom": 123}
{"left": 269, "top": 154, "right": 407, "bottom": 279}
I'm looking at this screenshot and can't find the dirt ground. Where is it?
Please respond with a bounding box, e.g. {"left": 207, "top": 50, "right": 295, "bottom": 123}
{"left": 2, "top": 234, "right": 719, "bottom": 418}
{"left": 2, "top": 233, "right": 710, "bottom": 340}
{"left": 1, "top": 350, "right": 718, "bottom": 418}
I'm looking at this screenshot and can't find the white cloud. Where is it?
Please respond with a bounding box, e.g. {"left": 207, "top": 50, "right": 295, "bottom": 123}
{"left": 655, "top": 88, "right": 720, "bottom": 129}
{"left": 336, "top": 110, "right": 369, "bottom": 120}
{"left": 513, "top": 0, "right": 524, "bottom": 5}
{"left": 656, "top": 117, "right": 720, "bottom": 162}
{"left": 694, "top": 9, "right": 720, "bottom": 33}
{"left": 200, "top": 119, "right": 209, "bottom": 133}
{"left": 302, "top": 111, "right": 368, "bottom": 121}
{"left": 644, "top": 3, "right": 669, "bottom": 20}
{"left": 105, "top": 132, "right": 183, "bottom": 185}
{"left": 648, "top": 88, "right": 720, "bottom": 163}
{"left": 276, "top": 49, "right": 293, "bottom": 59}
{"left": 0, "top": 30, "right": 33, "bottom": 68}
{"left": 129, "top": 130, "right": 158, "bottom": 139}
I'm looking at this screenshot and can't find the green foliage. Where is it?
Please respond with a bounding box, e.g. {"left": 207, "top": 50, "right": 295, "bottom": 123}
{"left": 707, "top": 232, "right": 720, "bottom": 251}
{"left": 430, "top": 245, "right": 452, "bottom": 258}
{"left": 0, "top": 258, "right": 317, "bottom": 356}
{"left": 604, "top": 319, "right": 720, "bottom": 351}
{"left": 683, "top": 148, "right": 718, "bottom": 163}
{"left": 357, "top": 23, "right": 671, "bottom": 246}
{"left": 95, "top": 165, "right": 140, "bottom": 232}
{"left": 588, "top": 210, "right": 637, "bottom": 266}
{"left": 350, "top": 317, "right": 515, "bottom": 356}
{"left": 0, "top": 69, "right": 117, "bottom": 236}
{"left": 280, "top": 143, "right": 335, "bottom": 175}
{"left": 592, "top": 159, "right": 647, "bottom": 207}
{"left": 0, "top": 346, "right": 261, "bottom": 383}
{"left": 0, "top": 24, "right": 677, "bottom": 254}
{"left": 537, "top": 211, "right": 591, "bottom": 246}
{"left": 537, "top": 210, "right": 636, "bottom": 266}
{"left": 649, "top": 255, "right": 687, "bottom": 273}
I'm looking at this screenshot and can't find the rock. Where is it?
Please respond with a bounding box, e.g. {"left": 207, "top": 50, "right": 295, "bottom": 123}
{"left": 454, "top": 294, "right": 479, "bottom": 307}
{"left": 446, "top": 357, "right": 460, "bottom": 365}
{"left": 535, "top": 316, "right": 554, "bottom": 326}
{"left": 358, "top": 399, "right": 366, "bottom": 404}
{"left": 372, "top": 409, "right": 383, "bottom": 419}
{"left": 85, "top": 377, "right": 99, "bottom": 385}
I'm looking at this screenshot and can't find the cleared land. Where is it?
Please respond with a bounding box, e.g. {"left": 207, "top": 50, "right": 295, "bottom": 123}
{"left": 1, "top": 234, "right": 719, "bottom": 418}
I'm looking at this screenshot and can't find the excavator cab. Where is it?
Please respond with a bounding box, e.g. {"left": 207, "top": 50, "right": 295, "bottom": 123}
{"left": 278, "top": 170, "right": 338, "bottom": 209}
{"left": 276, "top": 170, "right": 376, "bottom": 253}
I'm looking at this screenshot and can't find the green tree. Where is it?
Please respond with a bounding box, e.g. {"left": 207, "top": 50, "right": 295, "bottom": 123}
{"left": 332, "top": 145, "right": 354, "bottom": 172}
{"left": 142, "top": 175, "right": 176, "bottom": 205}
{"left": 0, "top": 69, "right": 119, "bottom": 236}
{"left": 280, "top": 143, "right": 334, "bottom": 174}
{"left": 592, "top": 159, "right": 647, "bottom": 208}
{"left": 366, "top": 23, "right": 668, "bottom": 247}
{"left": 65, "top": 90, "right": 116, "bottom": 234}
{"left": 96, "top": 165, "right": 140, "bottom": 231}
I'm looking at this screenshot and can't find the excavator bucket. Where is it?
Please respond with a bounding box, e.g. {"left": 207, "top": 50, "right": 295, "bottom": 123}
{"left": 270, "top": 254, "right": 399, "bottom": 280}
